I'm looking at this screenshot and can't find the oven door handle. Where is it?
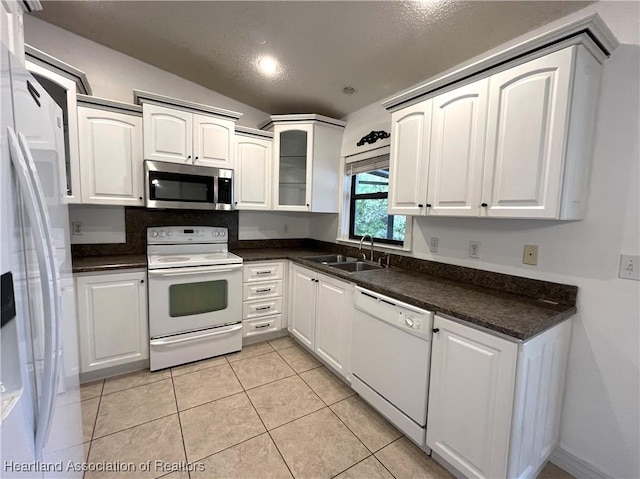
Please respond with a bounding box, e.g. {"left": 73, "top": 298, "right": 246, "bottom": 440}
{"left": 151, "top": 323, "right": 243, "bottom": 346}
{"left": 148, "top": 264, "right": 243, "bottom": 277}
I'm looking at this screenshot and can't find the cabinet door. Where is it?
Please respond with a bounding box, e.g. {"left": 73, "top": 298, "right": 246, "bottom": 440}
{"left": 76, "top": 271, "right": 148, "bottom": 373}
{"left": 235, "top": 135, "right": 272, "bottom": 210}
{"left": 143, "top": 104, "right": 192, "bottom": 163}
{"left": 25, "top": 62, "right": 82, "bottom": 203}
{"left": 78, "top": 107, "right": 143, "bottom": 206}
{"left": 273, "top": 124, "right": 312, "bottom": 211}
{"left": 388, "top": 100, "right": 431, "bottom": 215}
{"left": 427, "top": 79, "right": 489, "bottom": 216}
{"left": 482, "top": 48, "right": 574, "bottom": 218}
{"left": 427, "top": 315, "right": 518, "bottom": 479}
{"left": 315, "top": 273, "right": 351, "bottom": 377}
{"left": 1, "top": 0, "right": 23, "bottom": 62}
{"left": 288, "top": 265, "right": 316, "bottom": 348}
{"left": 193, "top": 114, "right": 234, "bottom": 168}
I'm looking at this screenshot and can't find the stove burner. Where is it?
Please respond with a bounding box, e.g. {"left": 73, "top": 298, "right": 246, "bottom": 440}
{"left": 156, "top": 256, "right": 190, "bottom": 263}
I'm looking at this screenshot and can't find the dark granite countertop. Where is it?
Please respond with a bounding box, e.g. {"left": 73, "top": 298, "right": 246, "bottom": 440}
{"left": 72, "top": 254, "right": 147, "bottom": 273}
{"left": 233, "top": 247, "right": 576, "bottom": 341}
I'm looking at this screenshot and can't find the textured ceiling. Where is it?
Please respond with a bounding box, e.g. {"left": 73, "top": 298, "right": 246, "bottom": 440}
{"left": 32, "top": 1, "right": 592, "bottom": 118}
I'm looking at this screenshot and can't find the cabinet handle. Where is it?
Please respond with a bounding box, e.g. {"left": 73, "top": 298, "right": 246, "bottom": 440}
{"left": 256, "top": 288, "right": 272, "bottom": 293}
{"left": 256, "top": 271, "right": 272, "bottom": 275}
{"left": 481, "top": 203, "right": 488, "bottom": 207}
{"left": 254, "top": 323, "right": 271, "bottom": 329}
{"left": 256, "top": 306, "right": 271, "bottom": 311}
{"left": 432, "top": 328, "right": 439, "bottom": 333}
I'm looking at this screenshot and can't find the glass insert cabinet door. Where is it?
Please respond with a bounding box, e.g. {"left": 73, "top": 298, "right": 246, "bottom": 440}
{"left": 169, "top": 280, "right": 228, "bottom": 317}
{"left": 275, "top": 126, "right": 312, "bottom": 208}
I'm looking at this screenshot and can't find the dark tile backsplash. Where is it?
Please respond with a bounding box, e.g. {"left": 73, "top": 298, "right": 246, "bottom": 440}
{"left": 71, "top": 207, "right": 239, "bottom": 257}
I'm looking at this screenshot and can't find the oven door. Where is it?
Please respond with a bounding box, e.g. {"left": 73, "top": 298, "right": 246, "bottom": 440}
{"left": 148, "top": 263, "right": 242, "bottom": 338}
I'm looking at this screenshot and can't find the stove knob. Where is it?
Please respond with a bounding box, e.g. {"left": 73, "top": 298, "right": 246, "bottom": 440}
{"left": 151, "top": 231, "right": 158, "bottom": 238}
{"left": 213, "top": 232, "right": 219, "bottom": 237}
{"left": 220, "top": 231, "right": 226, "bottom": 236}
{"left": 161, "top": 231, "right": 166, "bottom": 238}
{"left": 167, "top": 232, "right": 172, "bottom": 236}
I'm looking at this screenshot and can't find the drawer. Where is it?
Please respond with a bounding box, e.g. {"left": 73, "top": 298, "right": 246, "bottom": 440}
{"left": 242, "top": 297, "right": 283, "bottom": 319}
{"left": 243, "top": 262, "right": 284, "bottom": 282}
{"left": 243, "top": 280, "right": 283, "bottom": 301}
{"left": 243, "top": 315, "right": 282, "bottom": 338}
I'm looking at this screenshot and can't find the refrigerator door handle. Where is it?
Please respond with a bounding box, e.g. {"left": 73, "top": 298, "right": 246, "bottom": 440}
{"left": 7, "top": 127, "right": 61, "bottom": 459}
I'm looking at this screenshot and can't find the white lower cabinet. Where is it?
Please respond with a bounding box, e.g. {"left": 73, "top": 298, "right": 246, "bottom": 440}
{"left": 242, "top": 261, "right": 287, "bottom": 339}
{"left": 75, "top": 270, "right": 148, "bottom": 374}
{"left": 289, "top": 264, "right": 352, "bottom": 378}
{"left": 426, "top": 315, "right": 571, "bottom": 479}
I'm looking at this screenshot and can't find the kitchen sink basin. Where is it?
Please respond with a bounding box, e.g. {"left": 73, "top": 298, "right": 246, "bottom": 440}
{"left": 327, "top": 261, "right": 385, "bottom": 273}
{"left": 303, "top": 254, "right": 358, "bottom": 264}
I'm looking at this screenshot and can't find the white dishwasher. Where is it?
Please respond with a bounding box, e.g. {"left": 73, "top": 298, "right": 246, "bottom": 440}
{"left": 351, "top": 286, "right": 434, "bottom": 448}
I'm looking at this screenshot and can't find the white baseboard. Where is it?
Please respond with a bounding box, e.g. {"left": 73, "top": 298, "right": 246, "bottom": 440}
{"left": 550, "top": 446, "right": 613, "bottom": 479}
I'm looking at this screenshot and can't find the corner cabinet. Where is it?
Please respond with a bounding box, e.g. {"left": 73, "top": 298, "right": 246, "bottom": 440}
{"left": 259, "top": 115, "right": 346, "bottom": 212}
{"left": 75, "top": 270, "right": 148, "bottom": 374}
{"left": 135, "top": 91, "right": 242, "bottom": 169}
{"left": 77, "top": 98, "right": 144, "bottom": 206}
{"left": 387, "top": 44, "right": 603, "bottom": 220}
{"left": 289, "top": 264, "right": 352, "bottom": 378}
{"left": 234, "top": 127, "right": 273, "bottom": 210}
{"left": 427, "top": 315, "right": 572, "bottom": 479}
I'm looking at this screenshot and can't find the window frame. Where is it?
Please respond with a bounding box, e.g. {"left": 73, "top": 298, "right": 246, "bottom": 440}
{"left": 348, "top": 170, "right": 404, "bottom": 246}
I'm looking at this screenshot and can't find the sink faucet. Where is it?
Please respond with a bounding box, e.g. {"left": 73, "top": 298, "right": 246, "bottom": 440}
{"left": 359, "top": 235, "right": 374, "bottom": 262}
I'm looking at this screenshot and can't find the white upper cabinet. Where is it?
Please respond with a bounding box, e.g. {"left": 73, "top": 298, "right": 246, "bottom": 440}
{"left": 261, "top": 114, "right": 346, "bottom": 213}
{"left": 139, "top": 96, "right": 241, "bottom": 169}
{"left": 427, "top": 78, "right": 489, "bottom": 217}
{"left": 388, "top": 101, "right": 431, "bottom": 216}
{"left": 482, "top": 48, "right": 573, "bottom": 218}
{"left": 78, "top": 105, "right": 143, "bottom": 206}
{"left": 143, "top": 104, "right": 192, "bottom": 163}
{"left": 386, "top": 44, "right": 603, "bottom": 220}
{"left": 1, "top": 0, "right": 24, "bottom": 62}
{"left": 234, "top": 130, "right": 273, "bottom": 210}
{"left": 193, "top": 113, "right": 234, "bottom": 168}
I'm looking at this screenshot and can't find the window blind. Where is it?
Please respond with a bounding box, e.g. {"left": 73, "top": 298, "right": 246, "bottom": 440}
{"left": 345, "top": 154, "right": 390, "bottom": 176}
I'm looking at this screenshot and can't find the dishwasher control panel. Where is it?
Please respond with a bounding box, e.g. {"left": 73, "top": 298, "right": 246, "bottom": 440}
{"left": 354, "top": 287, "right": 434, "bottom": 339}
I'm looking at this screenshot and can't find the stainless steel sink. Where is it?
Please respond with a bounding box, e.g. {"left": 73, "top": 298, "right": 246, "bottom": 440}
{"left": 327, "top": 261, "right": 385, "bottom": 273}
{"left": 303, "top": 254, "right": 358, "bottom": 264}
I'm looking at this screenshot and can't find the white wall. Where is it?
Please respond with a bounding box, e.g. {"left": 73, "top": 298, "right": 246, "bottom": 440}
{"left": 238, "top": 211, "right": 311, "bottom": 240}
{"left": 313, "top": 3, "right": 640, "bottom": 478}
{"left": 24, "top": 16, "right": 268, "bottom": 127}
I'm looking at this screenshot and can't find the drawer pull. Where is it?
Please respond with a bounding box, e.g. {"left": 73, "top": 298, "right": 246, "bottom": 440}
{"left": 256, "top": 305, "right": 271, "bottom": 311}
{"left": 254, "top": 323, "right": 271, "bottom": 329}
{"left": 256, "top": 270, "right": 272, "bottom": 275}
{"left": 256, "top": 288, "right": 272, "bottom": 293}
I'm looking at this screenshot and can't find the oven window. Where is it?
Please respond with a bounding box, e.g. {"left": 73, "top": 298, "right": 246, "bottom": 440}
{"left": 169, "top": 280, "right": 228, "bottom": 317}
{"left": 149, "top": 171, "right": 214, "bottom": 203}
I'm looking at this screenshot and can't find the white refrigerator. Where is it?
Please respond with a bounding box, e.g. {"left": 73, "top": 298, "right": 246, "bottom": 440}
{"left": 1, "top": 43, "right": 83, "bottom": 477}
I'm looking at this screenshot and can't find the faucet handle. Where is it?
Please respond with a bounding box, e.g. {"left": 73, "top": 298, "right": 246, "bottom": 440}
{"left": 378, "top": 255, "right": 391, "bottom": 268}
{"left": 359, "top": 252, "right": 367, "bottom": 261}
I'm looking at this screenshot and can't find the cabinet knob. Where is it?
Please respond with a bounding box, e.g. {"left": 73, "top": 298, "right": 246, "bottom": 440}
{"left": 426, "top": 204, "right": 432, "bottom": 208}
{"left": 234, "top": 201, "right": 238, "bottom": 204}
{"left": 187, "top": 155, "right": 191, "bottom": 160}
{"left": 139, "top": 196, "right": 143, "bottom": 200}
{"left": 418, "top": 204, "right": 424, "bottom": 208}
{"left": 140, "top": 279, "right": 145, "bottom": 284}
{"left": 195, "top": 156, "right": 199, "bottom": 160}
{"left": 306, "top": 204, "right": 310, "bottom": 207}
{"left": 481, "top": 203, "right": 488, "bottom": 207}
{"left": 432, "top": 328, "right": 439, "bottom": 333}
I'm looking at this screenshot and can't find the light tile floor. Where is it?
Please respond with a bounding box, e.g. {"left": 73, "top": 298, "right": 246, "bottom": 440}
{"left": 81, "top": 336, "right": 575, "bottom": 479}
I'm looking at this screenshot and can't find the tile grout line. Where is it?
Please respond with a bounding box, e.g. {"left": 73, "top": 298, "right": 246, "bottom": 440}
{"left": 373, "top": 436, "right": 404, "bottom": 479}
{"left": 90, "top": 411, "right": 179, "bottom": 442}
{"left": 169, "top": 370, "right": 191, "bottom": 478}
{"left": 82, "top": 379, "right": 104, "bottom": 479}
{"left": 329, "top": 453, "right": 374, "bottom": 478}
{"left": 225, "top": 351, "right": 297, "bottom": 479}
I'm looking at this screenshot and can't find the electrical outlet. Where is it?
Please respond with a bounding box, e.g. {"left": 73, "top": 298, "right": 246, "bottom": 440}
{"left": 523, "top": 244, "right": 539, "bottom": 266}
{"left": 283, "top": 223, "right": 289, "bottom": 234}
{"left": 469, "top": 241, "right": 481, "bottom": 259}
{"left": 72, "top": 222, "right": 83, "bottom": 236}
{"left": 619, "top": 254, "right": 640, "bottom": 280}
{"left": 429, "top": 237, "right": 439, "bottom": 253}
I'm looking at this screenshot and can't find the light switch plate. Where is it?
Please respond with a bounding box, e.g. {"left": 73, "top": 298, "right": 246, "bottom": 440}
{"left": 429, "top": 237, "right": 439, "bottom": 253}
{"left": 469, "top": 241, "right": 481, "bottom": 259}
{"left": 523, "top": 244, "right": 539, "bottom": 266}
{"left": 619, "top": 255, "right": 640, "bottom": 280}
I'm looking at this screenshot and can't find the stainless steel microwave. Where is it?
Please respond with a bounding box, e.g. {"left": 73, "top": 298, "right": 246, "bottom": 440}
{"left": 144, "top": 160, "right": 234, "bottom": 211}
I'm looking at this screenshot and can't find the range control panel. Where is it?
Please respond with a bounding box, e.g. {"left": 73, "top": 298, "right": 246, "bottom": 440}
{"left": 147, "top": 226, "right": 228, "bottom": 244}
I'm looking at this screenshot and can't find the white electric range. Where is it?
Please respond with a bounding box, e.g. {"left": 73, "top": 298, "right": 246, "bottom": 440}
{"left": 147, "top": 226, "right": 243, "bottom": 370}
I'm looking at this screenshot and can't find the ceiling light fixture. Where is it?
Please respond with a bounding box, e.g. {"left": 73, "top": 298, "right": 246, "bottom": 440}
{"left": 342, "top": 86, "right": 357, "bottom": 95}
{"left": 257, "top": 56, "right": 279, "bottom": 77}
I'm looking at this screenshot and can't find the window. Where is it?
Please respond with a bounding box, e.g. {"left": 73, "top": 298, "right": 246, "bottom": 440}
{"left": 348, "top": 167, "right": 406, "bottom": 245}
